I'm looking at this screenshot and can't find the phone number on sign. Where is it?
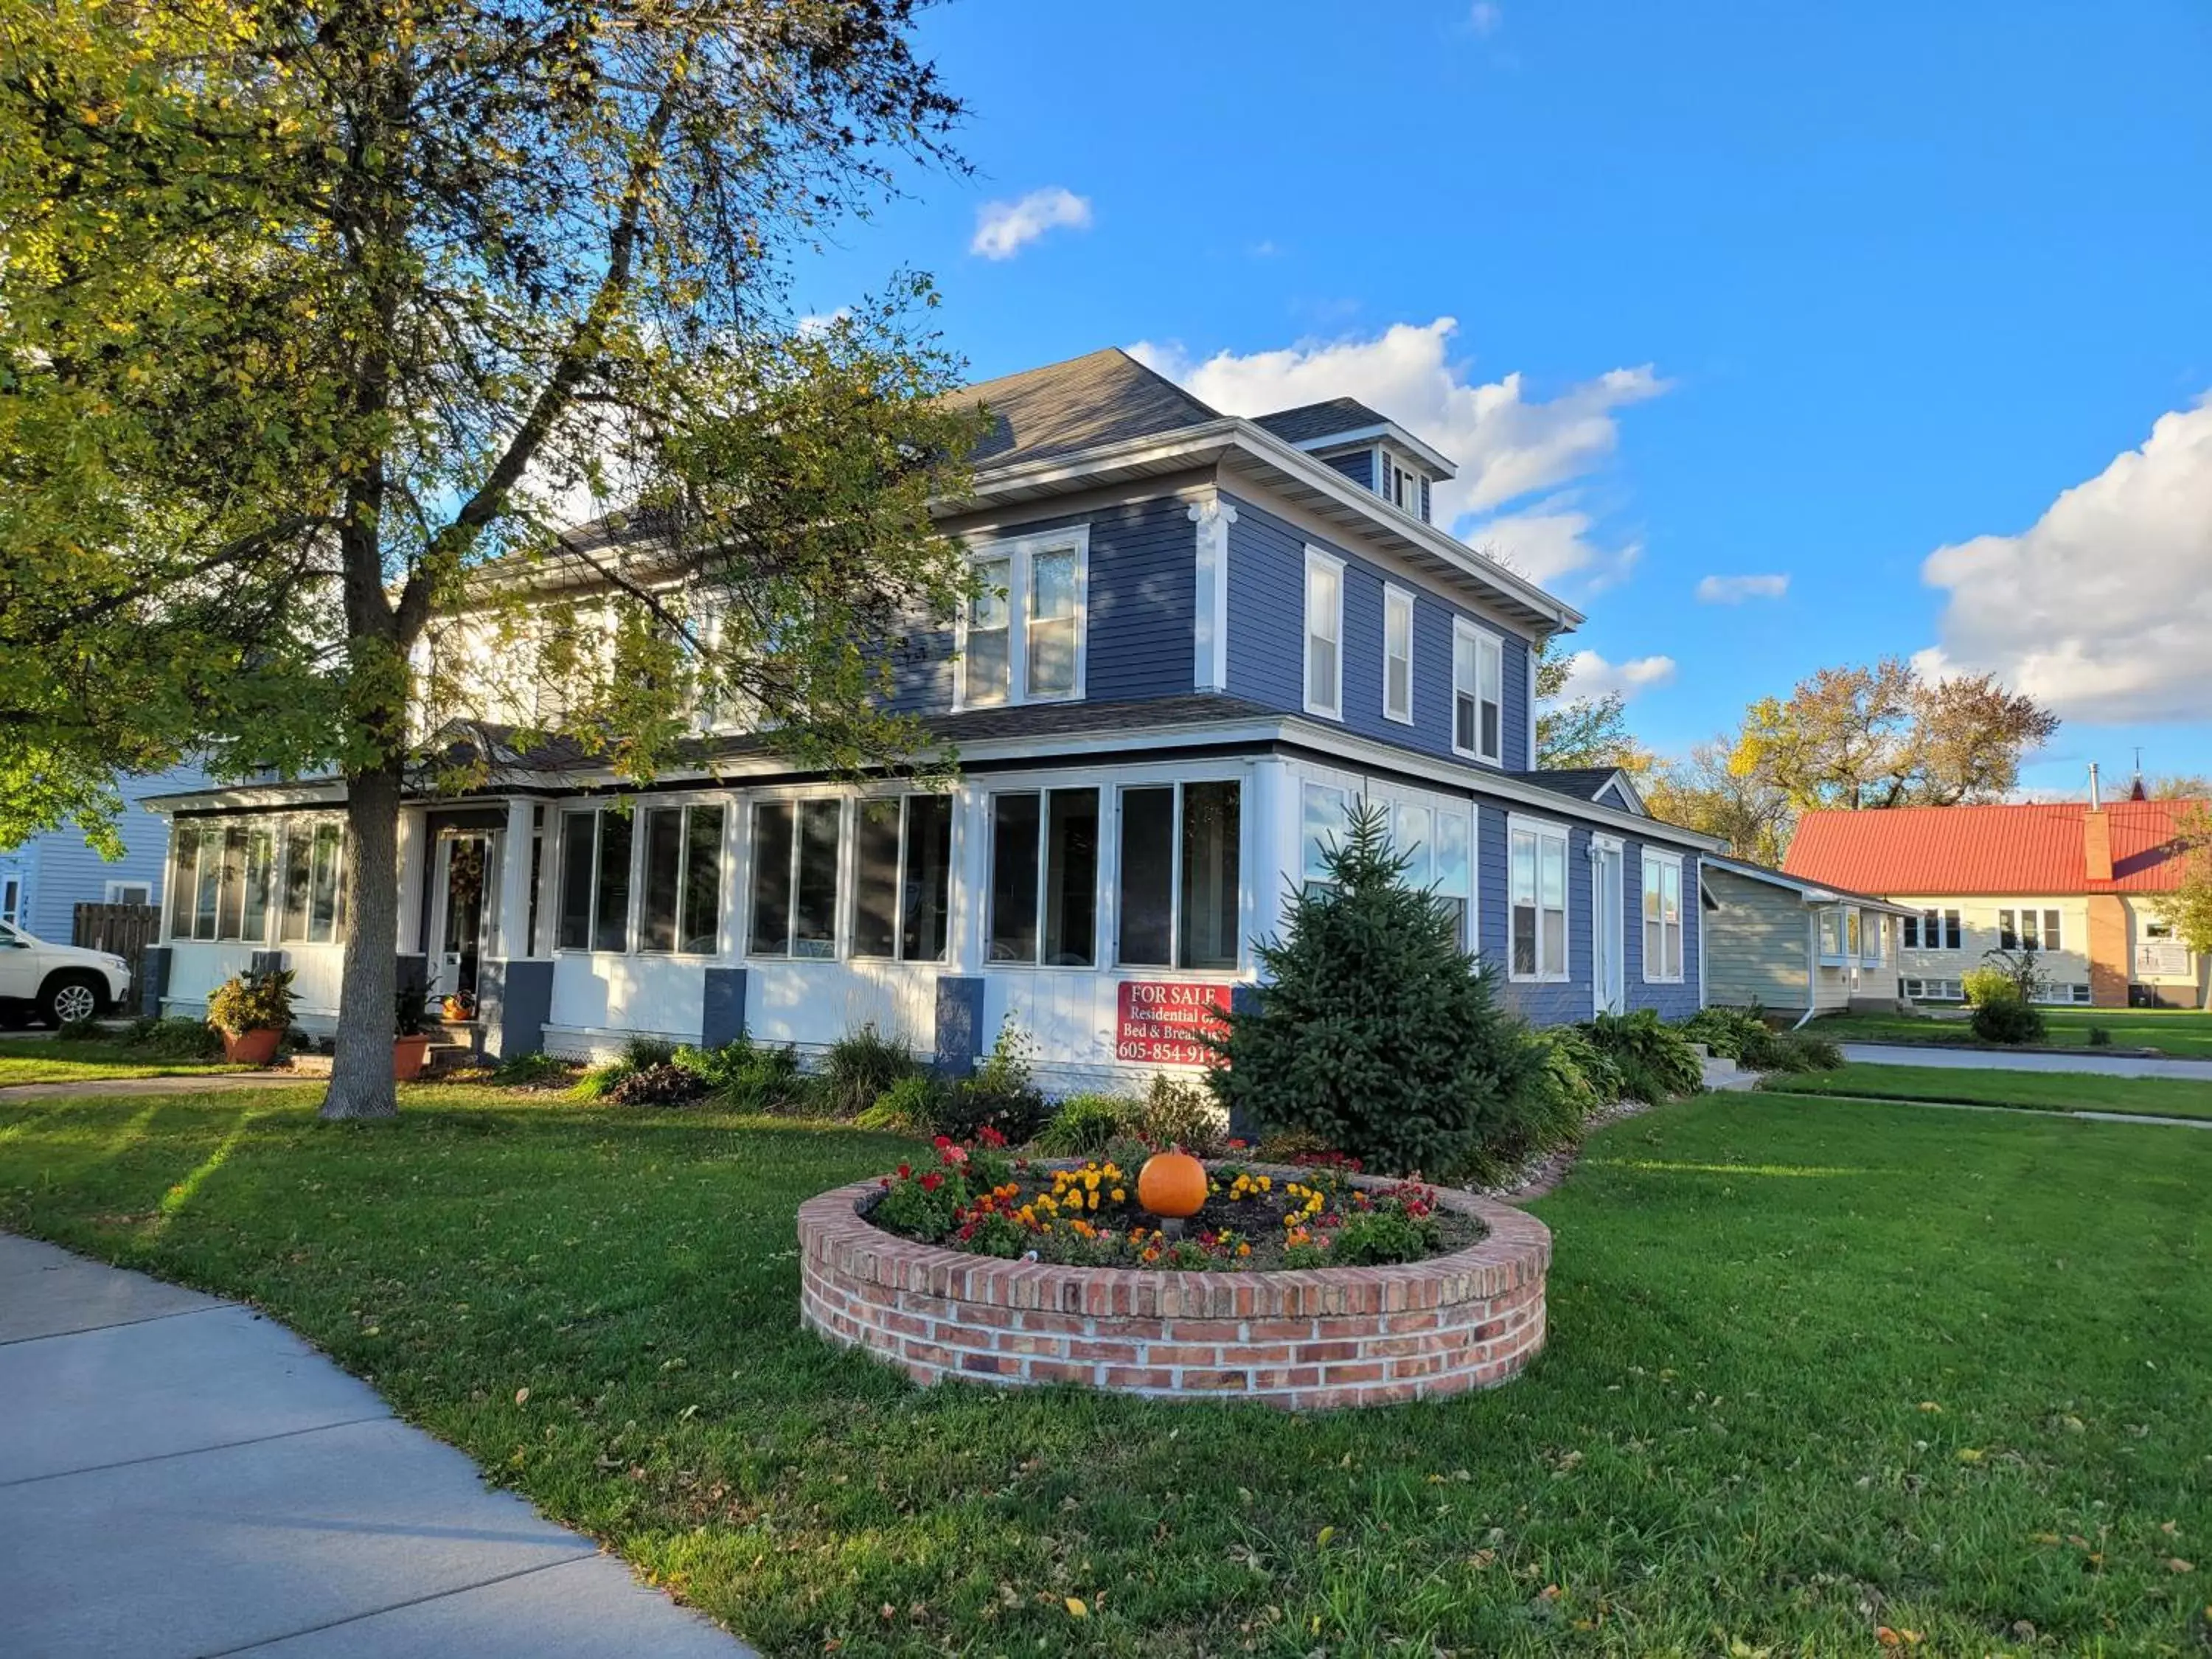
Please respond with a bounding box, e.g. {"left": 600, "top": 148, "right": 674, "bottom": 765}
{"left": 1115, "top": 1037, "right": 1216, "bottom": 1065}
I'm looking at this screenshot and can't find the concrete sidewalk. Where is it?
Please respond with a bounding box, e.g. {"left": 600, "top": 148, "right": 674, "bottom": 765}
{"left": 1839, "top": 1041, "right": 2212, "bottom": 1082}
{"left": 0, "top": 1233, "right": 753, "bottom": 1659}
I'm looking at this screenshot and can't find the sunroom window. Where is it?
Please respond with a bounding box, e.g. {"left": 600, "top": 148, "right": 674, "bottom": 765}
{"left": 852, "top": 796, "right": 953, "bottom": 962}
{"left": 748, "top": 799, "right": 842, "bottom": 959}
{"left": 556, "top": 809, "right": 632, "bottom": 953}
{"left": 990, "top": 789, "right": 1099, "bottom": 966}
{"left": 639, "top": 802, "right": 725, "bottom": 955}
{"left": 1118, "top": 780, "right": 1242, "bottom": 970}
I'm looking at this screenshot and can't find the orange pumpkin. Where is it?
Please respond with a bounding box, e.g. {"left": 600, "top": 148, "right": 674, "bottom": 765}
{"left": 1136, "top": 1150, "right": 1208, "bottom": 1219}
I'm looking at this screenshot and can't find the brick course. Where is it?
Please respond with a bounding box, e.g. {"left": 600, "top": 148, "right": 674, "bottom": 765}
{"left": 796, "top": 1164, "right": 1551, "bottom": 1410}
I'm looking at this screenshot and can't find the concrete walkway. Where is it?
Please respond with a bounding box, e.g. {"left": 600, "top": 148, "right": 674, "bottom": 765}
{"left": 0, "top": 1071, "right": 320, "bottom": 1105}
{"left": 0, "top": 1233, "right": 752, "bottom": 1659}
{"left": 1839, "top": 1041, "right": 2212, "bottom": 1082}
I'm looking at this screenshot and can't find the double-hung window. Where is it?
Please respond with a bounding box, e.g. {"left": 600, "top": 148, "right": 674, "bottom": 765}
{"left": 1303, "top": 549, "right": 1344, "bottom": 719}
{"left": 1509, "top": 819, "right": 1569, "bottom": 981}
{"left": 958, "top": 529, "right": 1088, "bottom": 709}
{"left": 990, "top": 788, "right": 1099, "bottom": 966}
{"left": 1118, "top": 780, "right": 1242, "bottom": 970}
{"left": 1997, "top": 905, "right": 2062, "bottom": 953}
{"left": 852, "top": 796, "right": 954, "bottom": 962}
{"left": 748, "top": 799, "right": 843, "bottom": 959}
{"left": 1818, "top": 908, "right": 1846, "bottom": 961}
{"left": 1391, "top": 799, "right": 1473, "bottom": 952}
{"left": 1382, "top": 586, "right": 1415, "bottom": 724}
{"left": 556, "top": 808, "right": 634, "bottom": 953}
{"left": 1432, "top": 806, "right": 1473, "bottom": 950}
{"left": 1641, "top": 850, "right": 1684, "bottom": 981}
{"left": 638, "top": 802, "right": 725, "bottom": 955}
{"left": 1382, "top": 454, "right": 1425, "bottom": 519}
{"left": 1453, "top": 621, "right": 1503, "bottom": 764}
{"left": 1861, "top": 912, "right": 1885, "bottom": 966}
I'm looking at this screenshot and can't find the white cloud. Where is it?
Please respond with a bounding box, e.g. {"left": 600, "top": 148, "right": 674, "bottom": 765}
{"left": 1469, "top": 2, "right": 1504, "bottom": 35}
{"left": 1128, "top": 318, "right": 1665, "bottom": 587}
{"left": 1919, "top": 397, "right": 2212, "bottom": 724}
{"left": 1696, "top": 572, "right": 1790, "bottom": 604}
{"left": 1554, "top": 650, "right": 1677, "bottom": 703}
{"left": 970, "top": 187, "right": 1093, "bottom": 260}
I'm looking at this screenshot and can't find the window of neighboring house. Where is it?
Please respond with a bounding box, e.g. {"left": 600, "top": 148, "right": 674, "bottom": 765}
{"left": 1846, "top": 909, "right": 1864, "bottom": 960}
{"left": 957, "top": 531, "right": 1088, "bottom": 709}
{"left": 852, "top": 796, "right": 954, "bottom": 962}
{"left": 1997, "top": 906, "right": 2056, "bottom": 952}
{"left": 278, "top": 819, "right": 347, "bottom": 945}
{"left": 1118, "top": 780, "right": 1242, "bottom": 970}
{"left": 1509, "top": 819, "right": 1569, "bottom": 981}
{"left": 990, "top": 788, "right": 1099, "bottom": 966}
{"left": 637, "top": 802, "right": 725, "bottom": 955}
{"left": 1303, "top": 549, "right": 1344, "bottom": 719}
{"left": 1862, "top": 912, "right": 1886, "bottom": 965}
{"left": 1453, "top": 621, "right": 1503, "bottom": 764}
{"left": 168, "top": 823, "right": 205, "bottom": 940}
{"left": 1941, "top": 909, "right": 1961, "bottom": 950}
{"left": 1382, "top": 586, "right": 1414, "bottom": 724}
{"left": 1818, "top": 908, "right": 1846, "bottom": 961}
{"left": 747, "top": 799, "right": 841, "bottom": 959}
{"left": 1642, "top": 851, "right": 1684, "bottom": 981}
{"left": 104, "top": 880, "right": 153, "bottom": 907}
{"left": 1299, "top": 781, "right": 1353, "bottom": 900}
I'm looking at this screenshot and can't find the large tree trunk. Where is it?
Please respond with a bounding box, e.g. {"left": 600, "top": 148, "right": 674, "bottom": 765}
{"left": 321, "top": 760, "right": 402, "bottom": 1120}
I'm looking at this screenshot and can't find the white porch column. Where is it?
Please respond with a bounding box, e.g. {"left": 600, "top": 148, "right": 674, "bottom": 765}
{"left": 950, "top": 776, "right": 988, "bottom": 974}
{"left": 498, "top": 797, "right": 535, "bottom": 958}
{"left": 394, "top": 807, "right": 428, "bottom": 954}
{"left": 1245, "top": 757, "right": 1295, "bottom": 966}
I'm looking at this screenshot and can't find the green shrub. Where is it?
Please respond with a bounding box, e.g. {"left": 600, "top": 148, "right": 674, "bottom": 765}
{"left": 1134, "top": 1074, "right": 1227, "bottom": 1157}
{"left": 1968, "top": 948, "right": 2049, "bottom": 1044}
{"left": 123, "top": 1015, "right": 226, "bottom": 1060}
{"left": 567, "top": 1062, "right": 627, "bottom": 1102}
{"left": 603, "top": 1062, "right": 711, "bottom": 1107}
{"left": 1209, "top": 802, "right": 1539, "bottom": 1178}
{"left": 2087, "top": 1024, "right": 2112, "bottom": 1048}
{"left": 1961, "top": 964, "right": 2014, "bottom": 1008}
{"left": 1582, "top": 1009, "right": 1704, "bottom": 1103}
{"left": 490, "top": 1050, "right": 574, "bottom": 1088}
{"left": 1327, "top": 1206, "right": 1440, "bottom": 1266}
{"left": 55, "top": 1015, "right": 106, "bottom": 1042}
{"left": 1679, "top": 1005, "right": 1769, "bottom": 1062}
{"left": 1032, "top": 1093, "right": 1136, "bottom": 1155}
{"left": 619, "top": 1034, "right": 678, "bottom": 1071}
{"left": 725, "top": 1045, "right": 812, "bottom": 1114}
{"left": 931, "top": 1019, "right": 1051, "bottom": 1145}
{"left": 1972, "top": 995, "right": 2046, "bottom": 1044}
{"left": 1761, "top": 1030, "right": 1845, "bottom": 1073}
{"left": 858, "top": 1072, "right": 943, "bottom": 1133}
{"left": 206, "top": 967, "right": 296, "bottom": 1034}
{"left": 820, "top": 1023, "right": 916, "bottom": 1119}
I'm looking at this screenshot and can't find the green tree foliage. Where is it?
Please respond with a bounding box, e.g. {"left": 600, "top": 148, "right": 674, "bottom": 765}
{"left": 1534, "top": 636, "right": 1644, "bottom": 770}
{"left": 2169, "top": 804, "right": 2212, "bottom": 1010}
{"left": 1207, "top": 801, "right": 1537, "bottom": 1177}
{"left": 1, "top": 0, "right": 977, "bottom": 1117}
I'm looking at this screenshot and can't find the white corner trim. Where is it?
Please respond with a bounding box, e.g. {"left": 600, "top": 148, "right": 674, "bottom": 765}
{"left": 1189, "top": 497, "right": 1237, "bottom": 693}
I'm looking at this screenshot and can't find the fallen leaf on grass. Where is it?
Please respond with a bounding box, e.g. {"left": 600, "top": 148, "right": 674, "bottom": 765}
{"left": 1065, "top": 1596, "right": 1088, "bottom": 1618}
{"left": 514, "top": 1387, "right": 529, "bottom": 1405}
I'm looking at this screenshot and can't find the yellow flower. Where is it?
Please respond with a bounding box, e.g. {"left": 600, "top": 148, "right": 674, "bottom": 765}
{"left": 1110, "top": 1188, "right": 1127, "bottom": 1203}
{"left": 1087, "top": 1189, "right": 1100, "bottom": 1210}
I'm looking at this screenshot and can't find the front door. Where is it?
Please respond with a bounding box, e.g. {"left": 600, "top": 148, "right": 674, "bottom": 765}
{"left": 1592, "top": 841, "right": 1627, "bottom": 1015}
{"left": 428, "top": 832, "right": 499, "bottom": 1009}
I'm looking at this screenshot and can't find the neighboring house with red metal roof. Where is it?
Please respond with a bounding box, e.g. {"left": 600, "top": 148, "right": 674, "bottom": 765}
{"left": 1782, "top": 773, "right": 2207, "bottom": 1009}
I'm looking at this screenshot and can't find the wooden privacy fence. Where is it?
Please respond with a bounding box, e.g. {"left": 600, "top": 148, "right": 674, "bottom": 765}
{"left": 72, "top": 902, "right": 162, "bottom": 1010}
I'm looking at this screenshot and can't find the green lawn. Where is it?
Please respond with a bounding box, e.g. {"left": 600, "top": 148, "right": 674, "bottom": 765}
{"left": 1, "top": 1085, "right": 2205, "bottom": 1657}
{"left": 1812, "top": 1005, "right": 2212, "bottom": 1059}
{"left": 0, "top": 1038, "right": 244, "bottom": 1087}
{"left": 1767, "top": 1062, "right": 2212, "bottom": 1121}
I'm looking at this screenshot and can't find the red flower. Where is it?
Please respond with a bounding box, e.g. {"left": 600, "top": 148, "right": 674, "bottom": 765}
{"left": 895, "top": 1163, "right": 911, "bottom": 1180}
{"left": 919, "top": 1171, "right": 943, "bottom": 1192}
{"left": 933, "top": 1135, "right": 952, "bottom": 1150}
{"left": 975, "top": 1125, "right": 1008, "bottom": 1148}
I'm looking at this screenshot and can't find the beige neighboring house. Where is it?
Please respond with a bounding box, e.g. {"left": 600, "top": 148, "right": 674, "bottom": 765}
{"left": 1700, "top": 855, "right": 1913, "bottom": 1018}
{"left": 1782, "top": 778, "right": 2208, "bottom": 1010}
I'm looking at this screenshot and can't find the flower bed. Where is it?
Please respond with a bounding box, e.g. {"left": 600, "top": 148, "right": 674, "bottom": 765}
{"left": 798, "top": 1152, "right": 1551, "bottom": 1411}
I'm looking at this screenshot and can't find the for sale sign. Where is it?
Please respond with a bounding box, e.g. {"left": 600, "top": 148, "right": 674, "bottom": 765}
{"left": 1115, "top": 980, "right": 1233, "bottom": 1067}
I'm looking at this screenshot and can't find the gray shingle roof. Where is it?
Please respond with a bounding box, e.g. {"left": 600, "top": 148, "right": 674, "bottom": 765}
{"left": 1504, "top": 768, "right": 1628, "bottom": 803}
{"left": 960, "top": 349, "right": 1221, "bottom": 470}
{"left": 1251, "top": 397, "right": 1391, "bottom": 446}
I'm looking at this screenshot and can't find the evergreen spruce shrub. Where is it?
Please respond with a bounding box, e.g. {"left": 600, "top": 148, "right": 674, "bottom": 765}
{"left": 1207, "top": 802, "right": 1540, "bottom": 1179}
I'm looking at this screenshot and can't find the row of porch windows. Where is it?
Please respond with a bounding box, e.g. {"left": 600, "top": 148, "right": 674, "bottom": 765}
{"left": 167, "top": 818, "right": 347, "bottom": 945}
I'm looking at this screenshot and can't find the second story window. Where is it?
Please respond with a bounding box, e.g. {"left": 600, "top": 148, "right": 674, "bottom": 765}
{"left": 958, "top": 528, "right": 1088, "bottom": 709}
{"left": 1382, "top": 586, "right": 1414, "bottom": 724}
{"left": 1304, "top": 548, "right": 1344, "bottom": 719}
{"left": 1453, "top": 621, "right": 1503, "bottom": 764}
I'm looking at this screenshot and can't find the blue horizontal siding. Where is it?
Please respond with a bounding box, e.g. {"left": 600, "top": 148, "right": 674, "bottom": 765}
{"left": 1223, "top": 493, "right": 1532, "bottom": 773}
{"left": 7, "top": 763, "right": 207, "bottom": 942}
{"left": 1321, "top": 448, "right": 1374, "bottom": 491}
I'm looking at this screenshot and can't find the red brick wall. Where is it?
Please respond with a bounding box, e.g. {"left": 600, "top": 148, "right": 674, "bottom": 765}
{"left": 796, "top": 1167, "right": 1551, "bottom": 1411}
{"left": 2087, "top": 895, "right": 2129, "bottom": 1008}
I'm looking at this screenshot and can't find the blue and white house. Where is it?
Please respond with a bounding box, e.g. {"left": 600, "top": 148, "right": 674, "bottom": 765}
{"left": 144, "top": 349, "right": 1716, "bottom": 1085}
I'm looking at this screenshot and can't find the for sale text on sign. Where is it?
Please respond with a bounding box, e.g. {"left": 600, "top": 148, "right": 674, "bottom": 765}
{"left": 1115, "top": 980, "right": 1232, "bottom": 1067}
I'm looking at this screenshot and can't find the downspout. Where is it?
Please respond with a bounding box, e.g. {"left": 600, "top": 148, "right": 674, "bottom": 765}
{"left": 1792, "top": 905, "right": 1819, "bottom": 1029}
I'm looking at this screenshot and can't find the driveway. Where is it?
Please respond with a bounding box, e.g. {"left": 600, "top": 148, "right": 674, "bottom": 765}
{"left": 0, "top": 1233, "right": 753, "bottom": 1659}
{"left": 1839, "top": 1043, "right": 2212, "bottom": 1083}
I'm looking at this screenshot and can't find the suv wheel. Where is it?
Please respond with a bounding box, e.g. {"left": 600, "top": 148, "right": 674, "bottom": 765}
{"left": 39, "top": 973, "right": 104, "bottom": 1028}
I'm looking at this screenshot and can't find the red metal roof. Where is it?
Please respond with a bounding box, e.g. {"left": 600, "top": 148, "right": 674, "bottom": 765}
{"left": 1782, "top": 800, "right": 2202, "bottom": 897}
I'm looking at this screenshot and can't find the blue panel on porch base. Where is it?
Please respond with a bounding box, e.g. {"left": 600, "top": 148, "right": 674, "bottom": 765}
{"left": 1224, "top": 984, "right": 1263, "bottom": 1141}
{"left": 139, "top": 947, "right": 172, "bottom": 1019}
{"left": 933, "top": 976, "right": 987, "bottom": 1077}
{"left": 395, "top": 954, "right": 429, "bottom": 1000}
{"left": 249, "top": 949, "right": 284, "bottom": 976}
{"left": 701, "top": 967, "right": 748, "bottom": 1049}
{"left": 476, "top": 958, "right": 552, "bottom": 1064}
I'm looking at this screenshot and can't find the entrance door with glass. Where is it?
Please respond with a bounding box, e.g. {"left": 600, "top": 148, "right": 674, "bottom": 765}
{"left": 428, "top": 832, "right": 501, "bottom": 1011}
{"left": 1591, "top": 840, "right": 1626, "bottom": 1016}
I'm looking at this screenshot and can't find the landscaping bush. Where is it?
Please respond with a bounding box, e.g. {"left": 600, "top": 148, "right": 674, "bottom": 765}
{"left": 490, "top": 1050, "right": 574, "bottom": 1089}
{"left": 1960, "top": 964, "right": 2014, "bottom": 1008}
{"left": 857, "top": 1071, "right": 944, "bottom": 1134}
{"left": 2087, "top": 1024, "right": 2112, "bottom": 1048}
{"left": 602, "top": 1061, "right": 711, "bottom": 1108}
{"left": 55, "top": 1015, "right": 106, "bottom": 1042}
{"left": 1972, "top": 995, "right": 2046, "bottom": 1045}
{"left": 122, "top": 1015, "right": 227, "bottom": 1060}
{"left": 1582, "top": 1008, "right": 1705, "bottom": 1103}
{"left": 619, "top": 1034, "right": 679, "bottom": 1071}
{"left": 206, "top": 967, "right": 296, "bottom": 1034}
{"left": 1761, "top": 1030, "right": 1845, "bottom": 1073}
{"left": 1134, "top": 1073, "right": 1228, "bottom": 1157}
{"left": 1968, "top": 948, "right": 2048, "bottom": 1045}
{"left": 931, "top": 1019, "right": 1051, "bottom": 1145}
{"left": 712, "top": 1043, "right": 814, "bottom": 1114}
{"left": 819, "top": 1023, "right": 916, "bottom": 1119}
{"left": 1679, "top": 1005, "right": 1769, "bottom": 1062}
{"left": 1209, "top": 802, "right": 1539, "bottom": 1179}
{"left": 1032, "top": 1092, "right": 1136, "bottom": 1155}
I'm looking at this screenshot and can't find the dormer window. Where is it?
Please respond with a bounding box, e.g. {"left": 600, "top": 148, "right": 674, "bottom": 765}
{"left": 1381, "top": 453, "right": 1427, "bottom": 522}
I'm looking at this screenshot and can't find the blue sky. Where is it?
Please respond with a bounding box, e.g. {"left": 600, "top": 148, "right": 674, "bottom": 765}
{"left": 793, "top": 0, "right": 2212, "bottom": 794}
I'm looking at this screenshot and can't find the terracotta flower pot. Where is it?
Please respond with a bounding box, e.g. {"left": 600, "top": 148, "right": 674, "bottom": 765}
{"left": 392, "top": 1034, "right": 433, "bottom": 1082}
{"left": 220, "top": 1026, "right": 282, "bottom": 1067}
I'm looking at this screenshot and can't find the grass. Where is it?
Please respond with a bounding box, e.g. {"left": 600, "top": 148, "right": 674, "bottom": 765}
{"left": 1811, "top": 1005, "right": 2212, "bottom": 1060}
{"left": 1766, "top": 1062, "right": 2212, "bottom": 1122}
{"left": 0, "top": 1037, "right": 243, "bottom": 1088}
{"left": 1, "top": 1085, "right": 2207, "bottom": 1657}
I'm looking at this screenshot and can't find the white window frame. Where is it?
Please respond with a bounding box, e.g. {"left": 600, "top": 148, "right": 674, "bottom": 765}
{"left": 1113, "top": 777, "right": 1244, "bottom": 973}
{"left": 1860, "top": 911, "right": 1886, "bottom": 966}
{"left": 1641, "top": 849, "right": 1684, "bottom": 984}
{"left": 953, "top": 526, "right": 1089, "bottom": 711}
{"left": 1382, "top": 585, "right": 1415, "bottom": 726}
{"left": 105, "top": 880, "right": 153, "bottom": 906}
{"left": 554, "top": 804, "right": 639, "bottom": 956}
{"left": 1818, "top": 906, "right": 1847, "bottom": 963}
{"left": 1303, "top": 546, "right": 1345, "bottom": 720}
{"left": 743, "top": 793, "right": 848, "bottom": 961}
{"left": 1453, "top": 619, "right": 1504, "bottom": 765}
{"left": 1507, "top": 814, "right": 1571, "bottom": 984}
{"left": 987, "top": 785, "right": 1102, "bottom": 970}
{"left": 1381, "top": 452, "right": 1424, "bottom": 519}
{"left": 849, "top": 793, "right": 954, "bottom": 964}
{"left": 634, "top": 799, "right": 728, "bottom": 957}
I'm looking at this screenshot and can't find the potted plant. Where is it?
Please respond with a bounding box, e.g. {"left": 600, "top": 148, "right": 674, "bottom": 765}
{"left": 204, "top": 967, "right": 296, "bottom": 1065}
{"left": 393, "top": 986, "right": 434, "bottom": 1081}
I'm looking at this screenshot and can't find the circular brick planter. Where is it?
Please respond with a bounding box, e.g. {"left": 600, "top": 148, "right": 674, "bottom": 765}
{"left": 796, "top": 1165, "right": 1551, "bottom": 1410}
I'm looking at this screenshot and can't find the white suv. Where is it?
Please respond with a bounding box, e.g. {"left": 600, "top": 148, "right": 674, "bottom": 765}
{"left": 0, "top": 921, "right": 134, "bottom": 1028}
